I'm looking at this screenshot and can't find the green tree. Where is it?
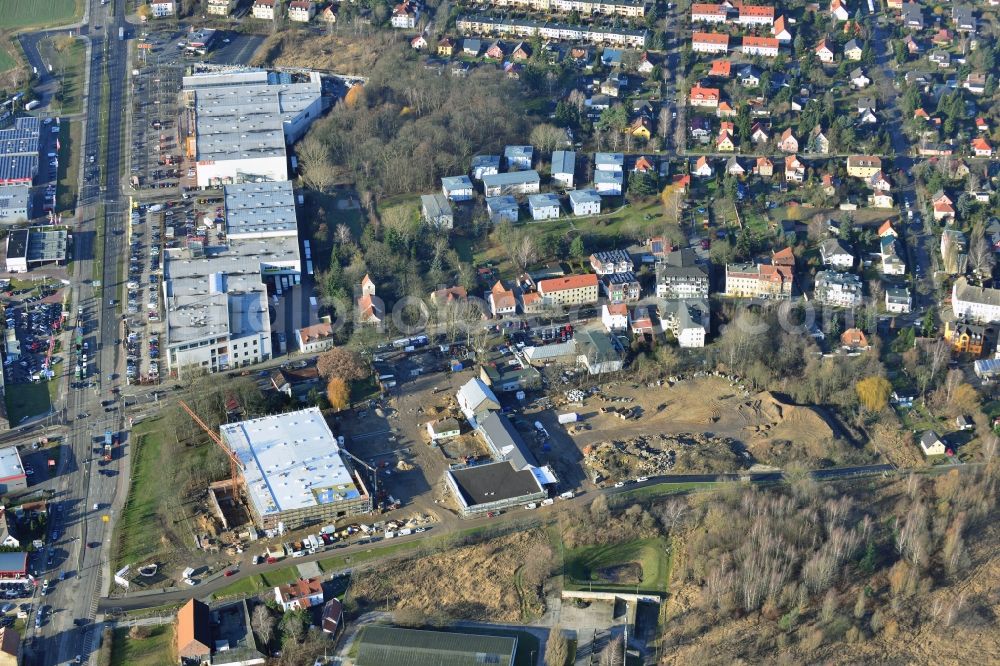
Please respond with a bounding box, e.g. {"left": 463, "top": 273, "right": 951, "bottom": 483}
{"left": 629, "top": 171, "right": 658, "bottom": 197}
{"left": 894, "top": 40, "right": 907, "bottom": 65}
{"left": 596, "top": 104, "right": 629, "bottom": 134}
{"left": 569, "top": 235, "right": 587, "bottom": 260}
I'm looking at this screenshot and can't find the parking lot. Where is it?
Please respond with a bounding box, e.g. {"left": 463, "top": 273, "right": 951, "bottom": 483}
{"left": 129, "top": 55, "right": 183, "bottom": 194}
{"left": 1, "top": 281, "right": 68, "bottom": 421}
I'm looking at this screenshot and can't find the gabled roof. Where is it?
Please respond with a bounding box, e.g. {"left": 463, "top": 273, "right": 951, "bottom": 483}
{"left": 177, "top": 599, "right": 212, "bottom": 658}
{"left": 276, "top": 577, "right": 324, "bottom": 603}
{"left": 692, "top": 31, "right": 730, "bottom": 46}
{"left": 538, "top": 273, "right": 599, "bottom": 293}
{"left": 709, "top": 59, "right": 732, "bottom": 77}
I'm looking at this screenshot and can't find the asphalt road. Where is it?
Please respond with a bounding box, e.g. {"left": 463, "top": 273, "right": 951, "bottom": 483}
{"left": 23, "top": 0, "right": 130, "bottom": 662}
{"left": 89, "top": 463, "right": 897, "bottom": 614}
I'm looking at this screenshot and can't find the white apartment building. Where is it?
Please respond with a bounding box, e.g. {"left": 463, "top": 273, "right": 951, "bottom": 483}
{"left": 253, "top": 0, "right": 279, "bottom": 20}
{"left": 487, "top": 0, "right": 647, "bottom": 17}
{"left": 814, "top": 270, "right": 863, "bottom": 308}
{"left": 662, "top": 300, "right": 707, "bottom": 348}
{"left": 288, "top": 0, "right": 316, "bottom": 22}
{"left": 952, "top": 277, "right": 1000, "bottom": 323}
{"left": 150, "top": 0, "right": 176, "bottom": 17}
{"left": 568, "top": 189, "right": 601, "bottom": 216}
{"left": 538, "top": 274, "right": 599, "bottom": 306}
{"left": 207, "top": 0, "right": 236, "bottom": 15}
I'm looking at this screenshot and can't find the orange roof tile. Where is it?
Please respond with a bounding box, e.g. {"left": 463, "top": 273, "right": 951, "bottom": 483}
{"left": 709, "top": 59, "right": 732, "bottom": 76}
{"left": 539, "top": 274, "right": 599, "bottom": 293}
{"left": 692, "top": 31, "right": 730, "bottom": 46}
{"left": 743, "top": 35, "right": 779, "bottom": 48}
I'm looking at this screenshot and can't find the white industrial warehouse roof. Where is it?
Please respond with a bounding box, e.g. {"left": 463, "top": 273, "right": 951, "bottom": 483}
{"left": 0, "top": 445, "right": 24, "bottom": 481}
{"left": 163, "top": 235, "right": 300, "bottom": 345}
{"left": 220, "top": 407, "right": 361, "bottom": 517}
{"left": 223, "top": 181, "right": 298, "bottom": 238}
{"left": 185, "top": 68, "right": 321, "bottom": 163}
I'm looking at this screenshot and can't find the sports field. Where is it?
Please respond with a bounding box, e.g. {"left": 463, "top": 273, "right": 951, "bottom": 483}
{"left": 0, "top": 0, "right": 81, "bottom": 30}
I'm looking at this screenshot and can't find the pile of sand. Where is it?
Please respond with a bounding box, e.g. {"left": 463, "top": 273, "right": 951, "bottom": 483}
{"left": 742, "top": 392, "right": 844, "bottom": 464}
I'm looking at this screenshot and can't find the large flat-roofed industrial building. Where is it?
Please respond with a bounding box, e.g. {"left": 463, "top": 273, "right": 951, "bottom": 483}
{"left": 0, "top": 185, "right": 30, "bottom": 223}
{"left": 163, "top": 181, "right": 302, "bottom": 377}
{"left": 446, "top": 412, "right": 553, "bottom": 517}
{"left": 223, "top": 181, "right": 298, "bottom": 239}
{"left": 163, "top": 234, "right": 300, "bottom": 376}
{"left": 447, "top": 461, "right": 547, "bottom": 517}
{"left": 5, "top": 227, "right": 68, "bottom": 273}
{"left": 356, "top": 626, "right": 517, "bottom": 666}
{"left": 0, "top": 117, "right": 40, "bottom": 187}
{"left": 181, "top": 68, "right": 324, "bottom": 188}
{"left": 220, "top": 407, "right": 371, "bottom": 530}
{"left": 0, "top": 445, "right": 27, "bottom": 495}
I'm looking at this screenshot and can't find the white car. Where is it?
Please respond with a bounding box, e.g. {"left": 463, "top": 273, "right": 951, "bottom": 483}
{"left": 614, "top": 481, "right": 625, "bottom": 488}
{"left": 636, "top": 476, "right": 649, "bottom": 483}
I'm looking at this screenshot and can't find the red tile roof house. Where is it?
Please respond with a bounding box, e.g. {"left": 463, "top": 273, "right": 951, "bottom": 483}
{"left": 691, "top": 3, "right": 729, "bottom": 23}
{"left": 689, "top": 85, "right": 721, "bottom": 108}
{"left": 709, "top": 59, "right": 732, "bottom": 77}
{"left": 742, "top": 35, "right": 779, "bottom": 57}
{"left": 275, "top": 578, "right": 325, "bottom": 612}
{"left": 738, "top": 4, "right": 775, "bottom": 26}
{"left": 692, "top": 31, "right": 730, "bottom": 54}
{"left": 972, "top": 137, "right": 993, "bottom": 157}
{"left": 176, "top": 599, "right": 212, "bottom": 664}
{"left": 815, "top": 39, "right": 835, "bottom": 63}
{"left": 490, "top": 280, "right": 517, "bottom": 317}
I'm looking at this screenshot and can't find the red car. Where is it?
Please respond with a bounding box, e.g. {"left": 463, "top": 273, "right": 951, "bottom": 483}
{"left": 224, "top": 569, "right": 238, "bottom": 577}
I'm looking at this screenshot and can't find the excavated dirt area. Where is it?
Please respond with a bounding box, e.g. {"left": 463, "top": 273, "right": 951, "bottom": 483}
{"left": 558, "top": 376, "right": 863, "bottom": 479}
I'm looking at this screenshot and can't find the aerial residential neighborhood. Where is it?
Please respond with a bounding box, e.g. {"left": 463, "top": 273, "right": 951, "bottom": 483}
{"left": 0, "top": 0, "right": 996, "bottom": 664}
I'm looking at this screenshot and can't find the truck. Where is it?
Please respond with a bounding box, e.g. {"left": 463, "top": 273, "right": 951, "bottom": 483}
{"left": 103, "top": 444, "right": 112, "bottom": 462}
{"left": 25, "top": 100, "right": 40, "bottom": 111}
{"left": 557, "top": 412, "right": 578, "bottom": 424}
{"left": 119, "top": 26, "right": 124, "bottom": 41}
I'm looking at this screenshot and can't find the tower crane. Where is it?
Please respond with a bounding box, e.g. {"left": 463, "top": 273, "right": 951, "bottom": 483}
{"left": 337, "top": 446, "right": 380, "bottom": 513}
{"left": 179, "top": 400, "right": 245, "bottom": 494}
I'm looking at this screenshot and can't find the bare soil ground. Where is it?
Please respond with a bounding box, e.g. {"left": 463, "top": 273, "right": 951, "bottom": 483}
{"left": 559, "top": 376, "right": 864, "bottom": 480}
{"left": 347, "top": 529, "right": 551, "bottom": 622}
{"left": 252, "top": 31, "right": 399, "bottom": 75}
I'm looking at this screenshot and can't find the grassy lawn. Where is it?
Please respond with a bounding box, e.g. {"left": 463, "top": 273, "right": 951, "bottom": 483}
{"left": 613, "top": 481, "right": 716, "bottom": 502}
{"left": 563, "top": 537, "right": 671, "bottom": 595}
{"left": 57, "top": 120, "right": 81, "bottom": 214}
{"left": 109, "top": 625, "right": 174, "bottom": 666}
{"left": 46, "top": 38, "right": 86, "bottom": 115}
{"left": 0, "top": 0, "right": 82, "bottom": 30}
{"left": 4, "top": 381, "right": 51, "bottom": 425}
{"left": 0, "top": 44, "right": 15, "bottom": 75}
{"left": 212, "top": 566, "right": 302, "bottom": 600}
{"left": 46, "top": 362, "right": 63, "bottom": 402}
{"left": 473, "top": 196, "right": 668, "bottom": 271}
{"left": 113, "top": 419, "right": 170, "bottom": 569}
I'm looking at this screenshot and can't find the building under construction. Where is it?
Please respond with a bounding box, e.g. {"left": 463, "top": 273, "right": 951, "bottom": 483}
{"left": 219, "top": 407, "right": 371, "bottom": 530}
